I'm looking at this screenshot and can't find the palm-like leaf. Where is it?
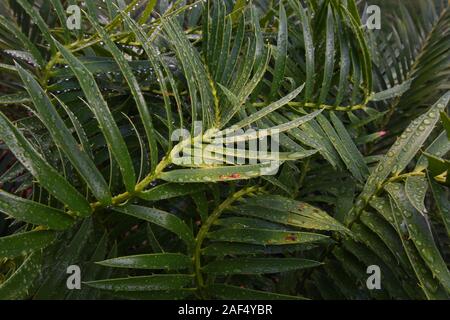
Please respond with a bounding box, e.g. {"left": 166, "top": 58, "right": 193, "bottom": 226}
{"left": 0, "top": 0, "right": 449, "bottom": 300}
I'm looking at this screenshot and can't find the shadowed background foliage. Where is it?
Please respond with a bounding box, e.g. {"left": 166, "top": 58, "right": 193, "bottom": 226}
{"left": 0, "top": 0, "right": 449, "bottom": 300}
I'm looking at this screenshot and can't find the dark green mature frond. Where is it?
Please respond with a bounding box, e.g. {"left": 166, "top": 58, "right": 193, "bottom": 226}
{"left": 0, "top": 0, "right": 449, "bottom": 301}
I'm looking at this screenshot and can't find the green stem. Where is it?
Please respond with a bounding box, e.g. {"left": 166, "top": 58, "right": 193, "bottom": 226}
{"left": 89, "top": 158, "right": 169, "bottom": 211}
{"left": 347, "top": 171, "right": 426, "bottom": 229}
{"left": 252, "top": 101, "right": 366, "bottom": 112}
{"left": 89, "top": 135, "right": 198, "bottom": 212}
{"left": 298, "top": 158, "right": 310, "bottom": 190}
{"left": 193, "top": 186, "right": 262, "bottom": 297}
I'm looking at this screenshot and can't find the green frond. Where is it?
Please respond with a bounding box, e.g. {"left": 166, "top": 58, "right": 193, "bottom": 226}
{"left": 0, "top": 0, "right": 448, "bottom": 300}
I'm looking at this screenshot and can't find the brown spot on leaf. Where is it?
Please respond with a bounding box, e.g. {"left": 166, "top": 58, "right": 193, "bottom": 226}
{"left": 285, "top": 234, "right": 298, "bottom": 242}
{"left": 219, "top": 173, "right": 242, "bottom": 180}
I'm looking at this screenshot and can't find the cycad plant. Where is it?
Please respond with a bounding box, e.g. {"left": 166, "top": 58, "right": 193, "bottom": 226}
{"left": 0, "top": 0, "right": 449, "bottom": 300}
